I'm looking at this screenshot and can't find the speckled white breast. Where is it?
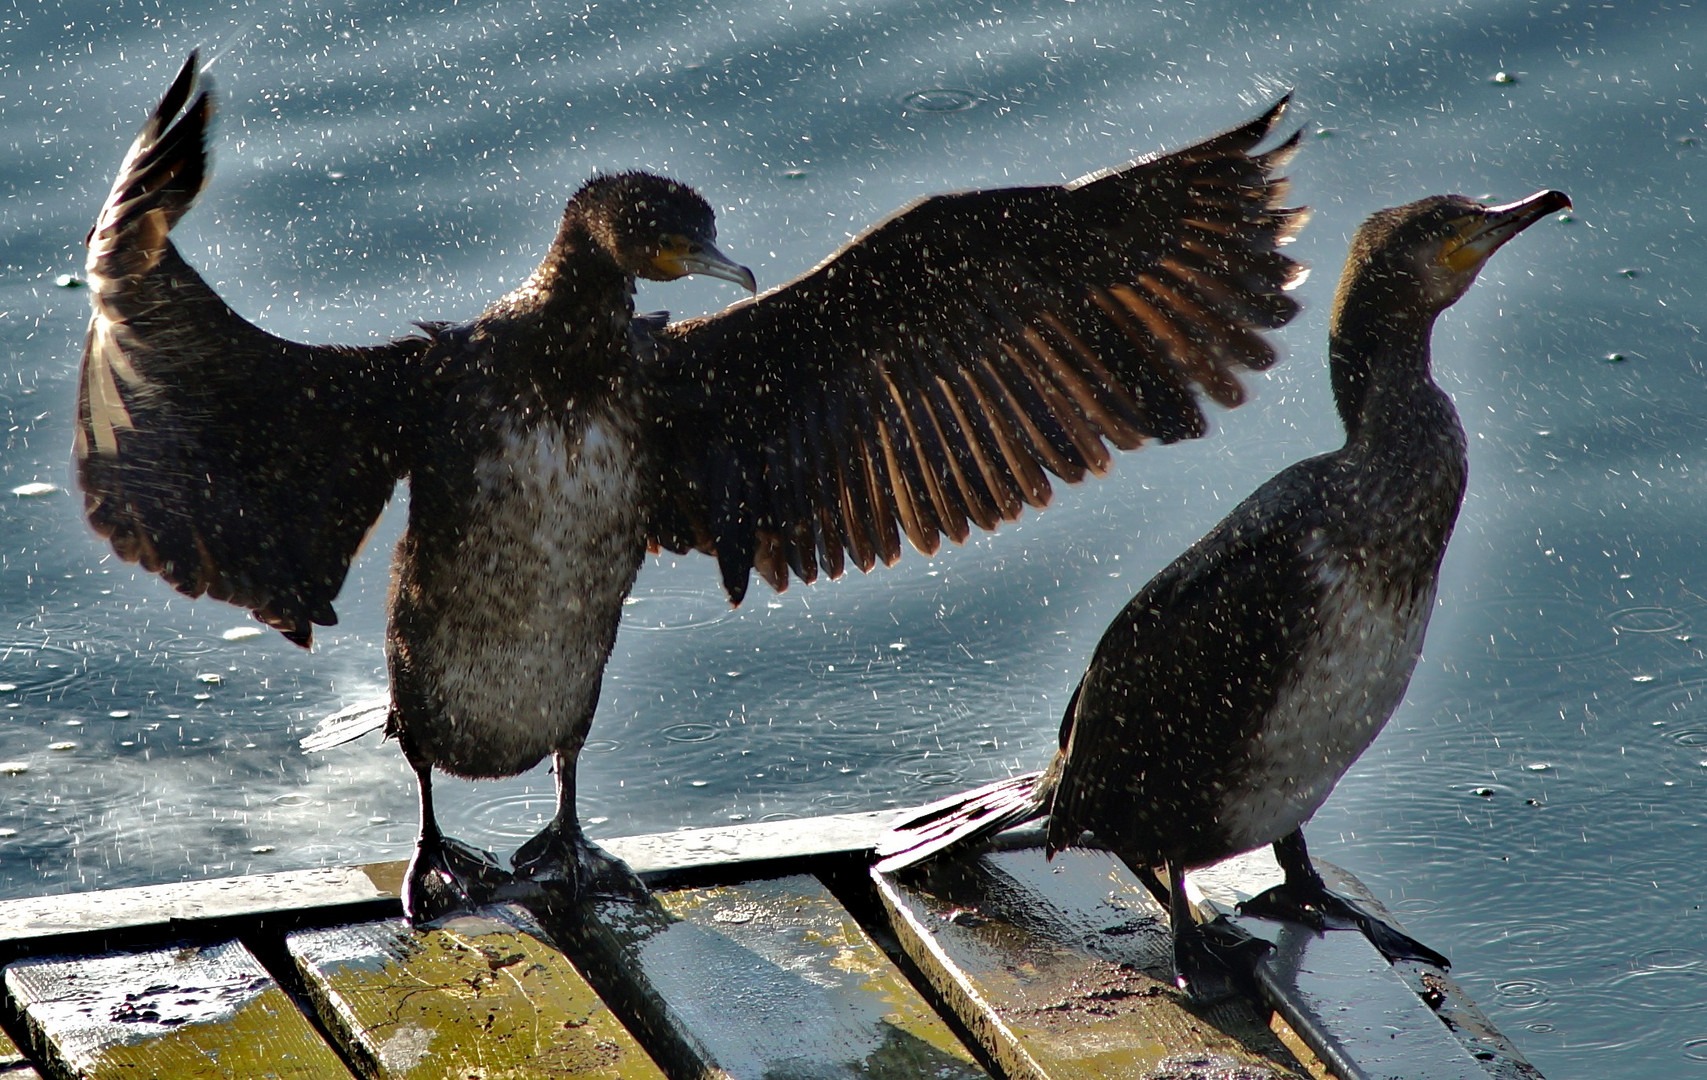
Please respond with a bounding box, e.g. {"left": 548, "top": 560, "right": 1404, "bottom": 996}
{"left": 1214, "top": 538, "right": 1435, "bottom": 853}
{"left": 414, "top": 411, "right": 647, "bottom": 778}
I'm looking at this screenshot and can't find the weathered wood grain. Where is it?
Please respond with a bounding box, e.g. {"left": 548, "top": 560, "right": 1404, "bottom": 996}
{"left": 287, "top": 904, "right": 666, "bottom": 1080}
{"left": 4, "top": 939, "right": 351, "bottom": 1079}
{"left": 548, "top": 873, "right": 987, "bottom": 1079}
{"left": 874, "top": 846, "right": 1310, "bottom": 1080}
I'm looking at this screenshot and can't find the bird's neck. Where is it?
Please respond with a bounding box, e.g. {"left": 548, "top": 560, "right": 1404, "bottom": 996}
{"left": 1329, "top": 303, "right": 1443, "bottom": 445}
{"left": 489, "top": 218, "right": 637, "bottom": 385}
{"left": 1327, "top": 302, "right": 1469, "bottom": 538}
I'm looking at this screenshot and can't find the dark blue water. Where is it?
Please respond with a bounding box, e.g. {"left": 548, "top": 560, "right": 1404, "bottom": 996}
{"left": 2, "top": 1, "right": 1703, "bottom": 1072}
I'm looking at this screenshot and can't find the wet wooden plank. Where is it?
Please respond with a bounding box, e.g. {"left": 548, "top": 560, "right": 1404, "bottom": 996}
{"left": 0, "top": 864, "right": 404, "bottom": 948}
{"left": 552, "top": 873, "right": 987, "bottom": 1079}
{"left": 0, "top": 811, "right": 899, "bottom": 947}
{"left": 0, "top": 1025, "right": 42, "bottom": 1079}
{"left": 873, "top": 846, "right": 1310, "bottom": 1080}
{"left": 287, "top": 904, "right": 666, "bottom": 1080}
{"left": 1192, "top": 854, "right": 1538, "bottom": 1080}
{"left": 602, "top": 809, "right": 894, "bottom": 876}
{"left": 4, "top": 939, "right": 352, "bottom": 1079}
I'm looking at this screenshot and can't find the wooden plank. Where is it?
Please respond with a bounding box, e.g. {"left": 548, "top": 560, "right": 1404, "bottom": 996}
{"left": 287, "top": 905, "right": 666, "bottom": 1080}
{"left": 602, "top": 809, "right": 894, "bottom": 876}
{"left": 0, "top": 811, "right": 898, "bottom": 947}
{"left": 4, "top": 939, "right": 352, "bottom": 1079}
{"left": 873, "top": 846, "right": 1311, "bottom": 1080}
{"left": 0, "top": 1025, "right": 42, "bottom": 1079}
{"left": 0, "top": 864, "right": 405, "bottom": 948}
{"left": 1193, "top": 854, "right": 1542, "bottom": 1080}
{"left": 551, "top": 873, "right": 987, "bottom": 1079}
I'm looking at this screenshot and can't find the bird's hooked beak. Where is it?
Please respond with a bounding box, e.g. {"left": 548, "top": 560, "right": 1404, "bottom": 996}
{"left": 1441, "top": 189, "right": 1572, "bottom": 273}
{"left": 652, "top": 235, "right": 758, "bottom": 293}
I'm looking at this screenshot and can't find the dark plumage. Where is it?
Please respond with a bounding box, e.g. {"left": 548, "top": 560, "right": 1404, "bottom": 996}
{"left": 76, "top": 54, "right": 1306, "bottom": 921}
{"left": 877, "top": 190, "right": 1572, "bottom": 999}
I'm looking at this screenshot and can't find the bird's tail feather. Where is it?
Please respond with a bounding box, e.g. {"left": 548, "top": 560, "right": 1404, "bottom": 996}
{"left": 874, "top": 771, "right": 1048, "bottom": 873}
{"left": 300, "top": 697, "right": 390, "bottom": 753}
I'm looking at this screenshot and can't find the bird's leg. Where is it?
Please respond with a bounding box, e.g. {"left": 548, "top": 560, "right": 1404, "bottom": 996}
{"left": 512, "top": 748, "right": 648, "bottom": 904}
{"left": 1239, "top": 829, "right": 1451, "bottom": 968}
{"left": 400, "top": 751, "right": 507, "bottom": 924}
{"left": 1154, "top": 860, "right": 1271, "bottom": 1004}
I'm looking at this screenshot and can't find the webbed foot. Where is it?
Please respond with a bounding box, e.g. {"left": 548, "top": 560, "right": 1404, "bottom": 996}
{"left": 403, "top": 832, "right": 510, "bottom": 924}
{"left": 512, "top": 820, "right": 649, "bottom": 911}
{"left": 1173, "top": 913, "right": 1272, "bottom": 1004}
{"left": 1239, "top": 881, "right": 1450, "bottom": 968}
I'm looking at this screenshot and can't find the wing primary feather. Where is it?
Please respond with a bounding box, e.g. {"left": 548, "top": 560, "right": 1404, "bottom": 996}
{"left": 888, "top": 352, "right": 976, "bottom": 544}
{"left": 871, "top": 381, "right": 942, "bottom": 557}
{"left": 913, "top": 337, "right": 1004, "bottom": 531}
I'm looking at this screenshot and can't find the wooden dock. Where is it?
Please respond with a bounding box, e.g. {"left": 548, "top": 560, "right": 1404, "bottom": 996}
{"left": 0, "top": 811, "right": 1543, "bottom": 1079}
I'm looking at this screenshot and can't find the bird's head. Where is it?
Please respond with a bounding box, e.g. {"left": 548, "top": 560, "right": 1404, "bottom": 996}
{"left": 1333, "top": 190, "right": 1571, "bottom": 324}
{"left": 570, "top": 171, "right": 756, "bottom": 292}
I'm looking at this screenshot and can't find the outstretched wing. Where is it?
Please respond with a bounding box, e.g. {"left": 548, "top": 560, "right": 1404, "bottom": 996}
{"left": 75, "top": 54, "right": 431, "bottom": 646}
{"left": 644, "top": 98, "right": 1308, "bottom": 603}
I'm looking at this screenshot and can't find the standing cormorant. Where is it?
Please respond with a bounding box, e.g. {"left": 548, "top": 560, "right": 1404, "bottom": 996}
{"left": 877, "top": 190, "right": 1571, "bottom": 999}
{"left": 75, "top": 54, "right": 1306, "bottom": 921}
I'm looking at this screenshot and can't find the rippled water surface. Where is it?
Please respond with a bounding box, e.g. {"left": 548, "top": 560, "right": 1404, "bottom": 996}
{"left": 2, "top": 1, "right": 1703, "bottom": 1074}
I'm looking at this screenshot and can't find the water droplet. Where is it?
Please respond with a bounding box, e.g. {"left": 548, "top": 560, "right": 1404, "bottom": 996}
{"left": 221, "top": 627, "right": 264, "bottom": 642}
{"left": 10, "top": 482, "right": 58, "bottom": 497}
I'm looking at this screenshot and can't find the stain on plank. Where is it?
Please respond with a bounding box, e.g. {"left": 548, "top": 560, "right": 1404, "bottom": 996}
{"left": 287, "top": 904, "right": 666, "bottom": 1080}
{"left": 4, "top": 939, "right": 351, "bottom": 1079}
{"left": 550, "top": 873, "right": 987, "bottom": 1079}
{"left": 874, "top": 847, "right": 1310, "bottom": 1080}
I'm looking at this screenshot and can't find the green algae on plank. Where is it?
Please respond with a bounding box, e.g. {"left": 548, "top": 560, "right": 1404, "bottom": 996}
{"left": 5, "top": 940, "right": 349, "bottom": 1079}
{"left": 288, "top": 904, "right": 665, "bottom": 1080}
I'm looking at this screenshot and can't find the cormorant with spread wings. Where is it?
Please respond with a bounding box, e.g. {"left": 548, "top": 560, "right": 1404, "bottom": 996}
{"left": 76, "top": 54, "right": 1306, "bottom": 921}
